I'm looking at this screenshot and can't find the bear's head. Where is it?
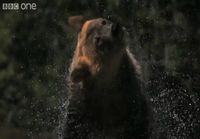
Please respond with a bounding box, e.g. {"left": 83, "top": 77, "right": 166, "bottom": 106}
{"left": 69, "top": 16, "right": 125, "bottom": 83}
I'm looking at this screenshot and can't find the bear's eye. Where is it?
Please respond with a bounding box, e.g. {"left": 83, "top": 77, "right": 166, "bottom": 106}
{"left": 101, "top": 20, "right": 106, "bottom": 25}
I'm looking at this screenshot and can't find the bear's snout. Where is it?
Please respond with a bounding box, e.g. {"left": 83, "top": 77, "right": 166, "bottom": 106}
{"left": 94, "top": 20, "right": 123, "bottom": 54}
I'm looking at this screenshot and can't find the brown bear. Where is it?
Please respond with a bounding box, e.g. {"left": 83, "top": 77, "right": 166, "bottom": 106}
{"left": 63, "top": 16, "right": 151, "bottom": 139}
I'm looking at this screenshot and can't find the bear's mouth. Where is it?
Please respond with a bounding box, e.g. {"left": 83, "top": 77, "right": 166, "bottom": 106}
{"left": 95, "top": 38, "right": 113, "bottom": 55}
{"left": 98, "top": 42, "right": 112, "bottom": 55}
{"left": 71, "top": 66, "right": 91, "bottom": 83}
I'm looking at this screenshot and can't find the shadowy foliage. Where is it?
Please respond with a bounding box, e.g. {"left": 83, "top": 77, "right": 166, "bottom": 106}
{"left": 0, "top": 0, "right": 199, "bottom": 138}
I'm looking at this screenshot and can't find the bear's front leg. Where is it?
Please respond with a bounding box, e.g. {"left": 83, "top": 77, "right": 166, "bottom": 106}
{"left": 70, "top": 56, "right": 92, "bottom": 83}
{"left": 63, "top": 93, "right": 90, "bottom": 139}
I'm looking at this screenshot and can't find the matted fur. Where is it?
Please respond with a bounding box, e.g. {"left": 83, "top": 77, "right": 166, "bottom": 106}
{"left": 64, "top": 18, "right": 151, "bottom": 139}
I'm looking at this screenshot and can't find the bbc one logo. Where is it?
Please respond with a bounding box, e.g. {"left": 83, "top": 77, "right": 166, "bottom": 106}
{"left": 2, "top": 3, "right": 37, "bottom": 10}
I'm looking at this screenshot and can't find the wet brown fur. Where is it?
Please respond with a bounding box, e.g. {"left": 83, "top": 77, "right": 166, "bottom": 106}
{"left": 64, "top": 17, "right": 151, "bottom": 139}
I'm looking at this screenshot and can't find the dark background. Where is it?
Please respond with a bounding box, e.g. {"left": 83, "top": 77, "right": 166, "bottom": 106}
{"left": 0, "top": 0, "right": 200, "bottom": 139}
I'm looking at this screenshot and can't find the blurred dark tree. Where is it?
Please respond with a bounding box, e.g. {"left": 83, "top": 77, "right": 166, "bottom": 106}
{"left": 0, "top": 0, "right": 199, "bottom": 138}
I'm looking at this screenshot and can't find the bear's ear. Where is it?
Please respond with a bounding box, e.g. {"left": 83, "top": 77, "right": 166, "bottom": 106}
{"left": 68, "top": 16, "right": 85, "bottom": 31}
